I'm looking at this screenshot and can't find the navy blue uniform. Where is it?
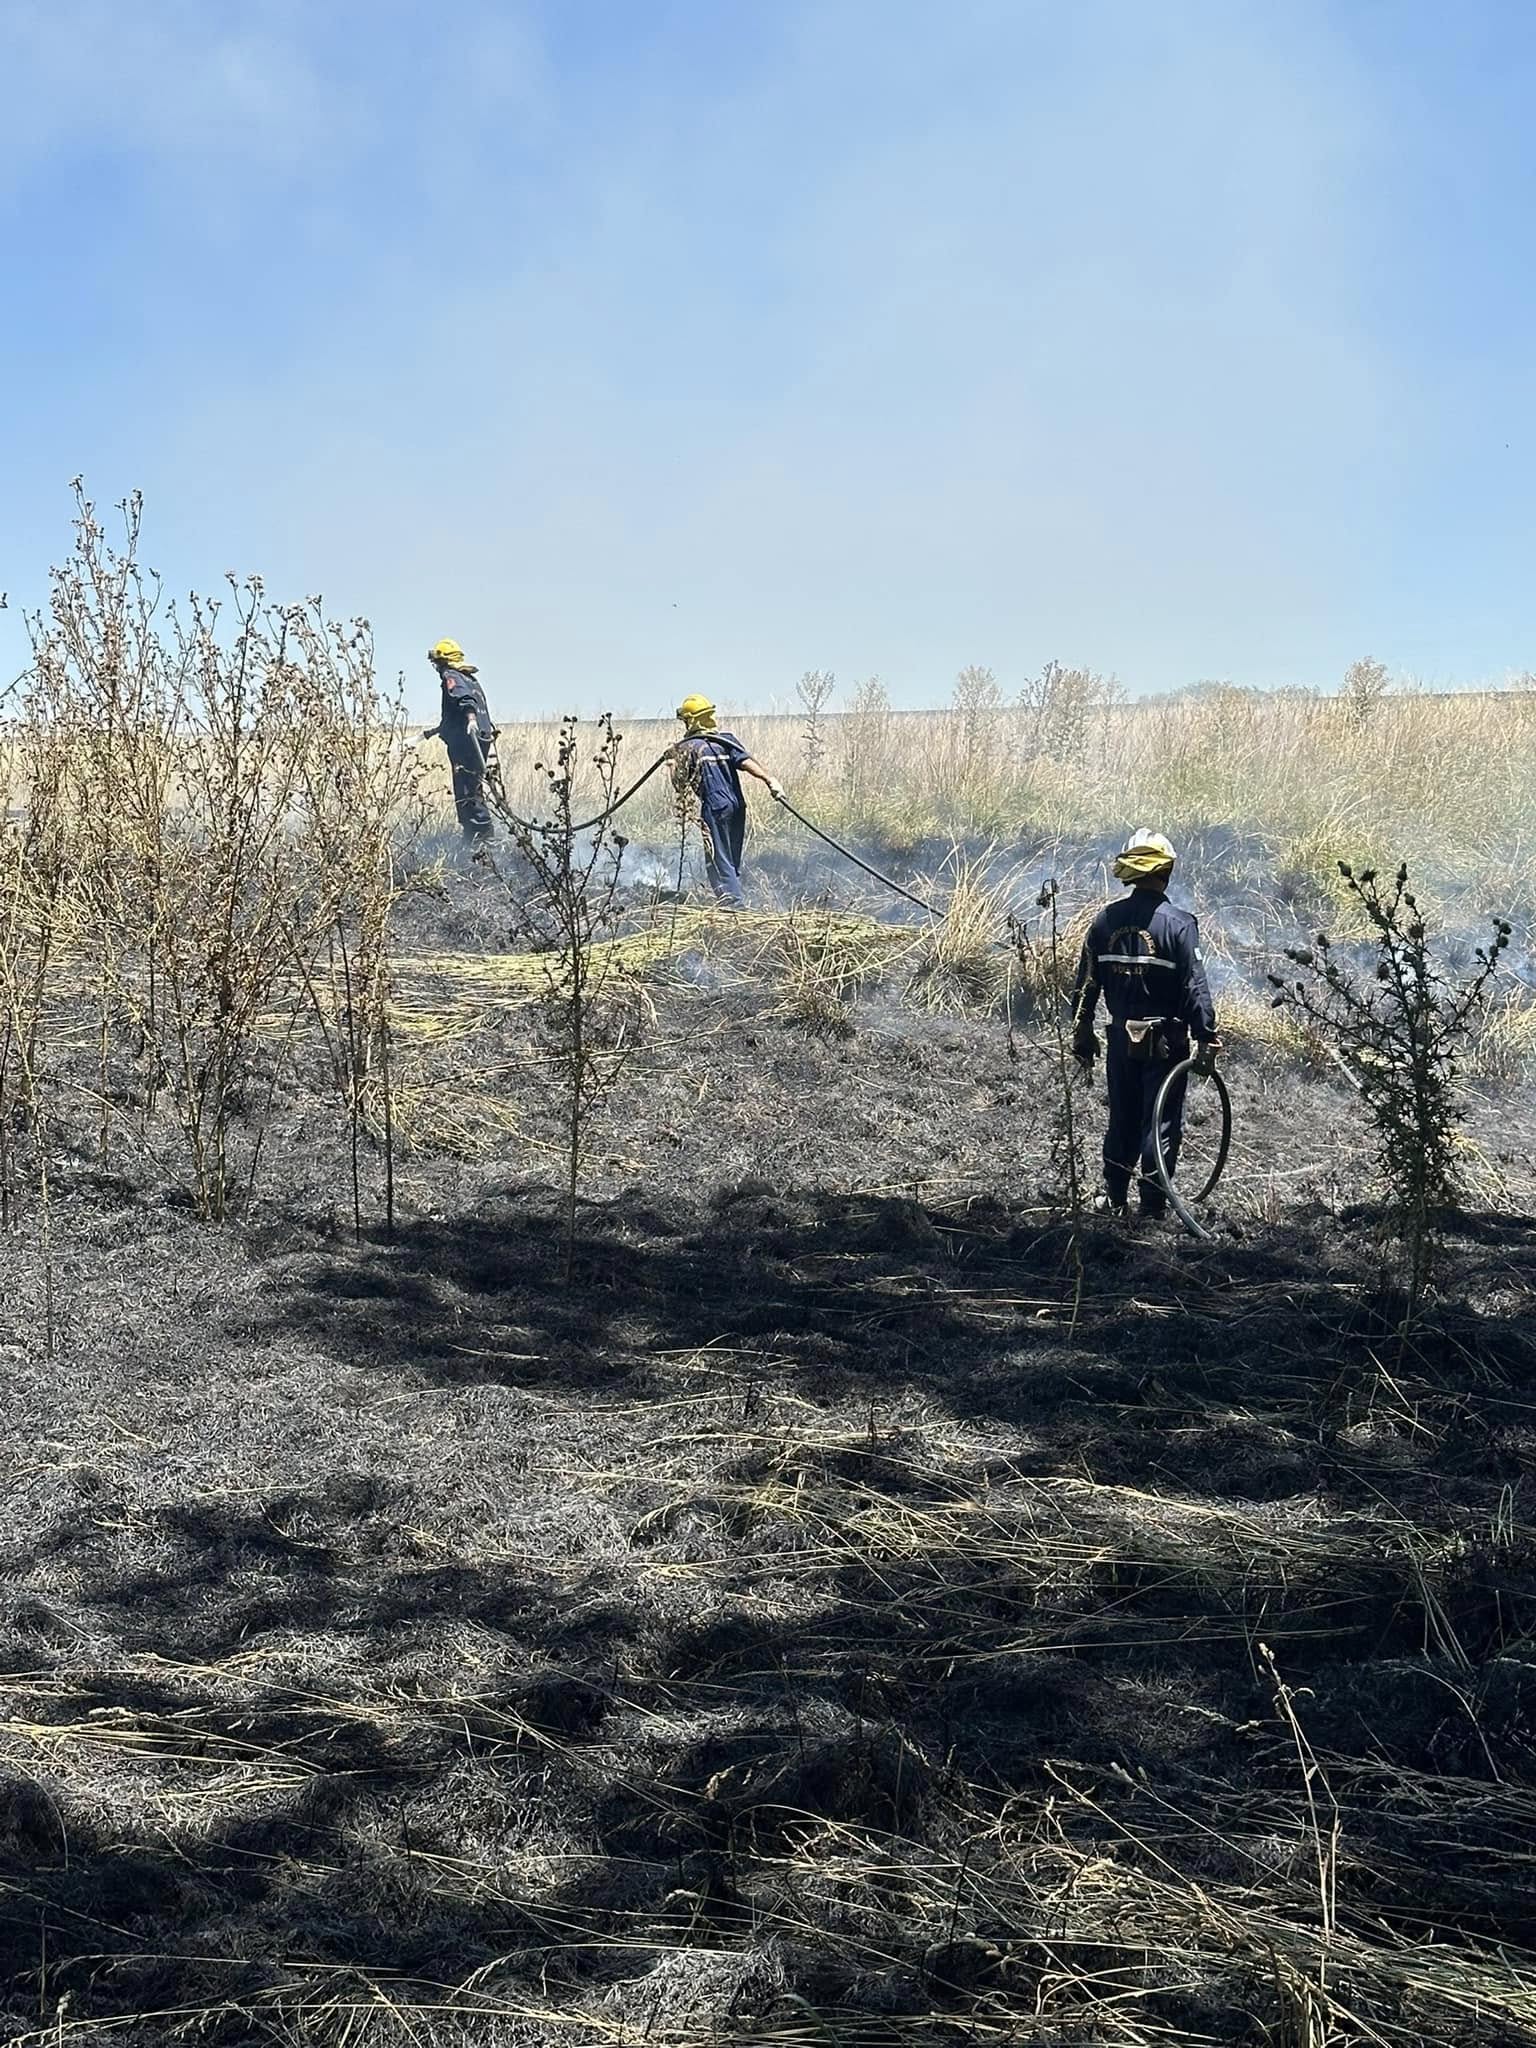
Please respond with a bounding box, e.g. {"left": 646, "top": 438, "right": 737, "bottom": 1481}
{"left": 436, "top": 666, "right": 495, "bottom": 841}
{"left": 1073, "top": 889, "right": 1217, "bottom": 1214}
{"left": 675, "top": 730, "right": 751, "bottom": 906}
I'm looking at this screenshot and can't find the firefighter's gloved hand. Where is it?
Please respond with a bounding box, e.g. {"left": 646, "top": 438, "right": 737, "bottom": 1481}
{"left": 768, "top": 779, "right": 786, "bottom": 802}
{"left": 423, "top": 725, "right": 441, "bottom": 741}
{"left": 465, "top": 717, "right": 481, "bottom": 742}
{"left": 1073, "top": 1035, "right": 1098, "bottom": 1075}
{"left": 1193, "top": 1038, "right": 1222, "bottom": 1077}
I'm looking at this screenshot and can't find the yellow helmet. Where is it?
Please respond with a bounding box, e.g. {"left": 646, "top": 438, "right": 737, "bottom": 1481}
{"left": 428, "top": 638, "right": 466, "bottom": 667}
{"left": 676, "top": 693, "right": 717, "bottom": 734}
{"left": 1113, "top": 828, "right": 1177, "bottom": 884}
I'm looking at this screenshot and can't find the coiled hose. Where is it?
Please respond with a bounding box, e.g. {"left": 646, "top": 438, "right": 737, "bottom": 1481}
{"left": 1151, "top": 1055, "right": 1233, "bottom": 1240}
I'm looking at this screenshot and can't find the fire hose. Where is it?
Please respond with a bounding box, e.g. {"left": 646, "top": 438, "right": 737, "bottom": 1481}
{"left": 769, "top": 793, "right": 944, "bottom": 918}
{"left": 468, "top": 736, "right": 945, "bottom": 912}
{"left": 464, "top": 733, "right": 673, "bottom": 838}
{"left": 1151, "top": 1054, "right": 1233, "bottom": 1240}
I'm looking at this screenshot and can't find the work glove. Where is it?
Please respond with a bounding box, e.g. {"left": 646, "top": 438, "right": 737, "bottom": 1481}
{"left": 423, "top": 724, "right": 441, "bottom": 741}
{"left": 1072, "top": 1034, "right": 1098, "bottom": 1076}
{"left": 465, "top": 716, "right": 481, "bottom": 744}
{"left": 1193, "top": 1038, "right": 1222, "bottom": 1077}
{"left": 768, "top": 779, "right": 786, "bottom": 802}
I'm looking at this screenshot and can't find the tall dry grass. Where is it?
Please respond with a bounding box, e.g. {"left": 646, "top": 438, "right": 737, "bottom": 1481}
{"left": 421, "top": 682, "right": 1536, "bottom": 918}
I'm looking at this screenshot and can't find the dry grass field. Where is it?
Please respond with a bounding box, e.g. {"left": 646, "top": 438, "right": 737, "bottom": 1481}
{"left": 434, "top": 676, "right": 1536, "bottom": 908}
{"left": 3, "top": 510, "right": 1536, "bottom": 2046}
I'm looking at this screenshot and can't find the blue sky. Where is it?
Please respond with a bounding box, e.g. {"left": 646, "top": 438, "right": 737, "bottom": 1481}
{"left": 0, "top": 0, "right": 1532, "bottom": 716}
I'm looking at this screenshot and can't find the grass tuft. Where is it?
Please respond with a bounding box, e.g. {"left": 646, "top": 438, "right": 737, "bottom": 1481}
{"left": 905, "top": 853, "right": 1012, "bottom": 1014}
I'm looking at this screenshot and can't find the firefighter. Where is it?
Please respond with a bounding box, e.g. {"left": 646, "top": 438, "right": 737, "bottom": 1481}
{"left": 1072, "top": 829, "right": 1221, "bottom": 1219}
{"left": 668, "top": 695, "right": 784, "bottom": 908}
{"left": 425, "top": 638, "right": 499, "bottom": 842}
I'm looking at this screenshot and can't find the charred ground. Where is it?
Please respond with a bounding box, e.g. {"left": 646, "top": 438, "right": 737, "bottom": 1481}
{"left": 2, "top": 855, "right": 1536, "bottom": 2047}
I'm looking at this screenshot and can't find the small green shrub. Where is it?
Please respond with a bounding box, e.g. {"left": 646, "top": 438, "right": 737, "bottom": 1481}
{"left": 1270, "top": 862, "right": 1510, "bottom": 1305}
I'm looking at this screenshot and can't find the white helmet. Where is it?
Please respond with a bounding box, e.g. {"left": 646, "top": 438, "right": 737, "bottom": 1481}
{"left": 1114, "top": 829, "right": 1176, "bottom": 883}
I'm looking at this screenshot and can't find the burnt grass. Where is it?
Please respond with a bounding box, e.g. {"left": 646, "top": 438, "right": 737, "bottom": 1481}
{"left": 3, "top": 889, "right": 1536, "bottom": 2045}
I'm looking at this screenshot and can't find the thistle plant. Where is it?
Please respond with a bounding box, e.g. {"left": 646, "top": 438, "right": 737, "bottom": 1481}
{"left": 795, "top": 669, "right": 836, "bottom": 775}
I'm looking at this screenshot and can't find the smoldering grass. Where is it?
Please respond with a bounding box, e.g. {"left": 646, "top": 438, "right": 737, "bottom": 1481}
{"left": 760, "top": 909, "right": 906, "bottom": 1040}
{"left": 903, "top": 851, "right": 1013, "bottom": 1015}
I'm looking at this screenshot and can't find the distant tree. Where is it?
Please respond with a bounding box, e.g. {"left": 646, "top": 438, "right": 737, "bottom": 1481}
{"left": 1343, "top": 656, "right": 1390, "bottom": 729}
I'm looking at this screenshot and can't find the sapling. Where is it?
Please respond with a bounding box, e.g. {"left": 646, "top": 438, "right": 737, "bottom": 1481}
{"left": 0, "top": 723, "right": 71, "bottom": 1224}
{"left": 952, "top": 665, "right": 1001, "bottom": 772}
{"left": 0, "top": 702, "right": 74, "bottom": 1354}
{"left": 1017, "top": 659, "right": 1119, "bottom": 767}
{"left": 795, "top": 669, "right": 836, "bottom": 775}
{"left": 498, "top": 713, "right": 636, "bottom": 1281}
{"left": 1010, "top": 880, "right": 1088, "bottom": 1324}
{"left": 839, "top": 674, "right": 892, "bottom": 830}
{"left": 950, "top": 662, "right": 1001, "bottom": 798}
{"left": 1342, "top": 655, "right": 1389, "bottom": 731}
{"left": 17, "top": 488, "right": 415, "bottom": 1222}
{"left": 283, "top": 607, "right": 414, "bottom": 1240}
{"left": 666, "top": 758, "right": 696, "bottom": 944}
{"left": 1269, "top": 862, "right": 1510, "bottom": 1307}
